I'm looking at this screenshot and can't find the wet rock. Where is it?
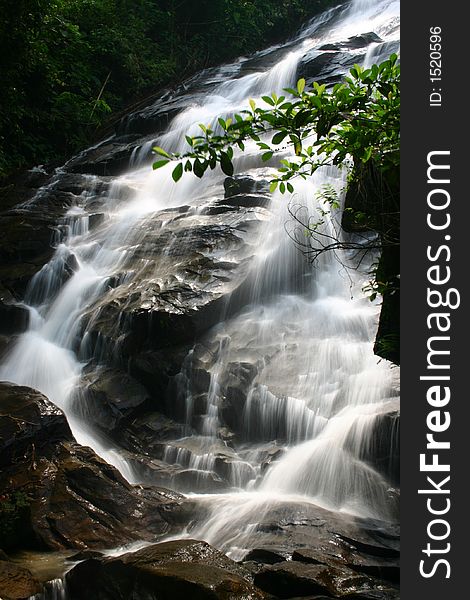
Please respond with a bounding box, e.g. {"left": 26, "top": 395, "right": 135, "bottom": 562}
{"left": 0, "top": 166, "right": 52, "bottom": 212}
{"left": 0, "top": 560, "right": 42, "bottom": 600}
{"left": 191, "top": 368, "right": 212, "bottom": 395}
{"left": 218, "top": 362, "right": 258, "bottom": 432}
{"left": 117, "top": 94, "right": 193, "bottom": 136}
{"left": 318, "top": 33, "right": 382, "bottom": 53}
{"left": 0, "top": 213, "right": 56, "bottom": 296}
{"left": 259, "top": 446, "right": 285, "bottom": 473}
{"left": 224, "top": 175, "right": 262, "bottom": 198}
{"left": 129, "top": 347, "right": 190, "bottom": 400}
{"left": 65, "top": 539, "right": 267, "bottom": 600}
{"left": 215, "top": 501, "right": 400, "bottom": 593}
{"left": 66, "top": 550, "right": 104, "bottom": 562}
{"left": 335, "top": 532, "right": 400, "bottom": 559}
{"left": 0, "top": 171, "right": 103, "bottom": 298}
{"left": 298, "top": 49, "right": 365, "bottom": 84}
{"left": 0, "top": 382, "right": 182, "bottom": 552}
{"left": 50, "top": 173, "right": 111, "bottom": 197}
{"left": 0, "top": 438, "right": 182, "bottom": 552}
{"left": 0, "top": 382, "right": 71, "bottom": 467}
{"left": 0, "top": 301, "right": 29, "bottom": 335}
{"left": 114, "top": 412, "right": 186, "bottom": 457}
{"left": 243, "top": 548, "right": 287, "bottom": 564}
{"left": 343, "top": 32, "right": 383, "bottom": 49}
{"left": 219, "top": 194, "right": 271, "bottom": 210}
{"left": 292, "top": 548, "right": 399, "bottom": 584}
{"left": 81, "top": 207, "right": 268, "bottom": 357}
{"left": 65, "top": 136, "right": 145, "bottom": 176}
{"left": 349, "top": 407, "right": 400, "bottom": 486}
{"left": 254, "top": 561, "right": 375, "bottom": 598}
{"left": 0, "top": 334, "right": 12, "bottom": 360}
{"left": 75, "top": 367, "right": 152, "bottom": 432}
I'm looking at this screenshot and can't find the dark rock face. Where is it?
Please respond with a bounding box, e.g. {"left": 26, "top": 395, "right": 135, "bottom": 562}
{"left": 254, "top": 561, "right": 371, "bottom": 598}
{"left": 0, "top": 171, "right": 111, "bottom": 298}
{"left": 74, "top": 367, "right": 152, "bottom": 432}
{"left": 66, "top": 136, "right": 145, "bottom": 176}
{"left": 233, "top": 501, "right": 399, "bottom": 598}
{"left": 298, "top": 49, "right": 365, "bottom": 85}
{"left": 117, "top": 95, "right": 196, "bottom": 137}
{"left": 65, "top": 539, "right": 266, "bottom": 600}
{"left": 0, "top": 382, "right": 71, "bottom": 466}
{"left": 355, "top": 408, "right": 400, "bottom": 487}
{"left": 0, "top": 212, "right": 57, "bottom": 297}
{"left": 0, "top": 383, "right": 182, "bottom": 552}
{"left": 0, "top": 297, "right": 30, "bottom": 336}
{"left": 0, "top": 560, "right": 42, "bottom": 600}
{"left": 218, "top": 361, "right": 259, "bottom": 433}
{"left": 243, "top": 548, "right": 287, "bottom": 565}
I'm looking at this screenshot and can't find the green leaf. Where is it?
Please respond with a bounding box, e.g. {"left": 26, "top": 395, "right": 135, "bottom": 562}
{"left": 172, "top": 162, "right": 183, "bottom": 182}
{"left": 194, "top": 159, "right": 205, "bottom": 178}
{"left": 279, "top": 182, "right": 286, "bottom": 194}
{"left": 272, "top": 131, "right": 288, "bottom": 145}
{"left": 153, "top": 159, "right": 170, "bottom": 170}
{"left": 262, "top": 95, "right": 275, "bottom": 106}
{"left": 362, "top": 146, "right": 373, "bottom": 162}
{"left": 262, "top": 151, "right": 273, "bottom": 162}
{"left": 287, "top": 182, "right": 294, "bottom": 193}
{"left": 220, "top": 151, "right": 234, "bottom": 176}
{"left": 283, "top": 87, "right": 299, "bottom": 96}
{"left": 152, "top": 146, "right": 170, "bottom": 158}
{"left": 269, "top": 181, "right": 278, "bottom": 193}
{"left": 185, "top": 136, "right": 194, "bottom": 147}
{"left": 218, "top": 117, "right": 227, "bottom": 130}
{"left": 249, "top": 98, "right": 256, "bottom": 112}
{"left": 297, "top": 78, "right": 306, "bottom": 95}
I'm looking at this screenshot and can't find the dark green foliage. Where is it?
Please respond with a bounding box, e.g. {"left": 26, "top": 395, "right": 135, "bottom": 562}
{"left": 0, "top": 491, "right": 32, "bottom": 551}
{"left": 0, "top": 0, "right": 338, "bottom": 179}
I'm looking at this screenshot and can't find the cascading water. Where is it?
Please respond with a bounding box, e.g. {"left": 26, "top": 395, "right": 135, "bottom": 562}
{"left": 1, "top": 0, "right": 399, "bottom": 563}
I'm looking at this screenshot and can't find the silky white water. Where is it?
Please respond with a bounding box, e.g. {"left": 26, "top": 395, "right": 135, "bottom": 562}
{"left": 1, "top": 0, "right": 399, "bottom": 559}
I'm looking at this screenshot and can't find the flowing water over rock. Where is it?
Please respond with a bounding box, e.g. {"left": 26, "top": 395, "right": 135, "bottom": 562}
{"left": 0, "top": 0, "right": 400, "bottom": 575}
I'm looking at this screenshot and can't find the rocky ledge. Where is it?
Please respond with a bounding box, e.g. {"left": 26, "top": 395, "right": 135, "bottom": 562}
{"left": 0, "top": 382, "right": 183, "bottom": 554}
{"left": 59, "top": 503, "right": 400, "bottom": 600}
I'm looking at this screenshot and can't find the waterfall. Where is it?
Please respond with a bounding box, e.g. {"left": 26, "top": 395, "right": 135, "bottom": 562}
{"left": 1, "top": 0, "right": 400, "bottom": 562}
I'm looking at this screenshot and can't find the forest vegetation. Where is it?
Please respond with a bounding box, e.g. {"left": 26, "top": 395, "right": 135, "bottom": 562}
{"left": 0, "top": 0, "right": 337, "bottom": 180}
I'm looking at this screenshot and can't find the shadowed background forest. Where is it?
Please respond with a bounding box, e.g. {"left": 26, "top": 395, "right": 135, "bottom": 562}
{"left": 0, "top": 0, "right": 336, "bottom": 179}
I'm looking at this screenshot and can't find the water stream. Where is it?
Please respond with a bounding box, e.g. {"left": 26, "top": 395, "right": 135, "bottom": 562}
{"left": 1, "top": 0, "right": 399, "bottom": 563}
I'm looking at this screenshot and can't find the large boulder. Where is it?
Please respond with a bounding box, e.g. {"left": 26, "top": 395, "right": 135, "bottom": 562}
{"left": 0, "top": 560, "right": 41, "bottom": 600}
{"left": 0, "top": 382, "right": 71, "bottom": 466}
{"left": 65, "top": 539, "right": 266, "bottom": 600}
{"left": 297, "top": 48, "right": 365, "bottom": 84}
{"left": 80, "top": 200, "right": 270, "bottom": 358}
{"left": 233, "top": 501, "right": 400, "bottom": 598}
{"left": 0, "top": 382, "right": 182, "bottom": 552}
{"left": 254, "top": 560, "right": 373, "bottom": 598}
